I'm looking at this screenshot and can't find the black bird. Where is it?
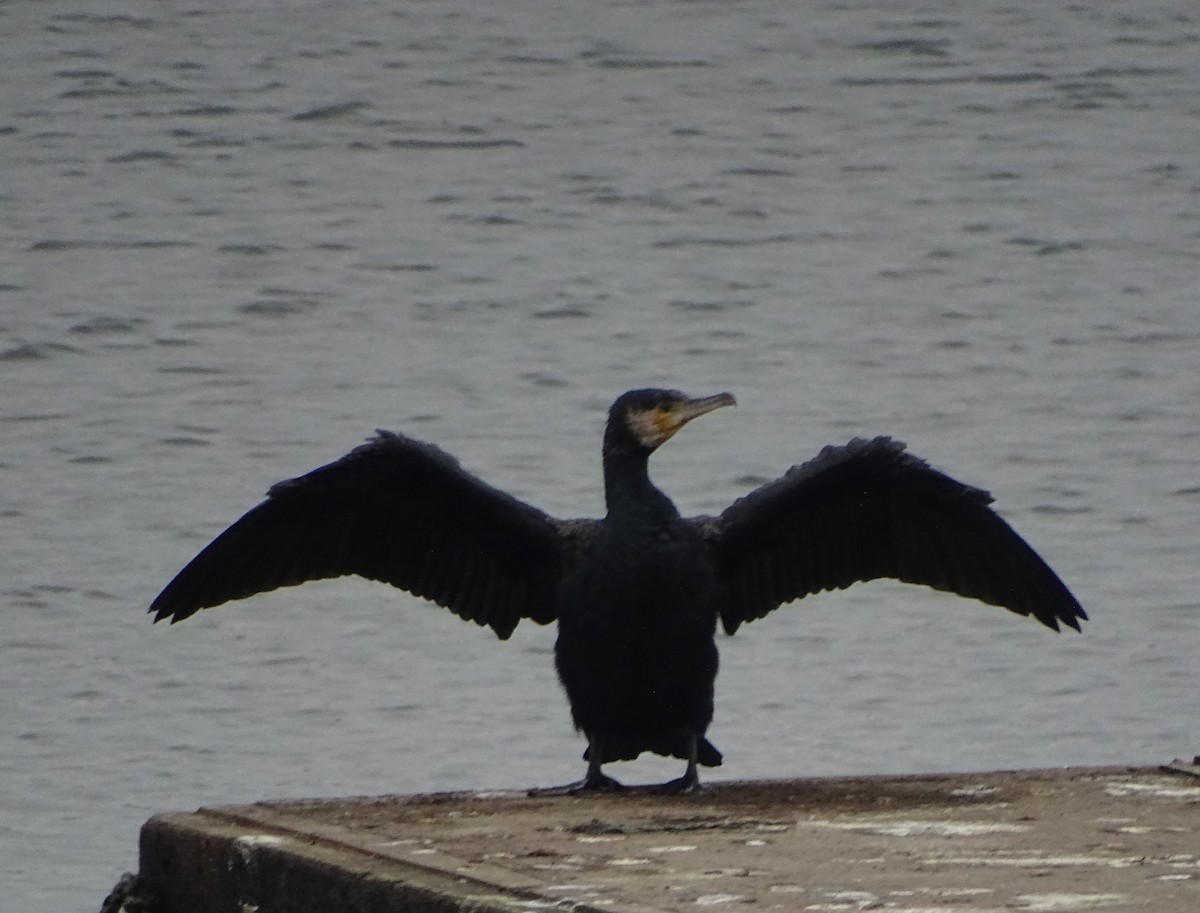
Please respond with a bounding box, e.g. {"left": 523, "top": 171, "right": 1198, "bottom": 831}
{"left": 150, "top": 389, "right": 1085, "bottom": 793}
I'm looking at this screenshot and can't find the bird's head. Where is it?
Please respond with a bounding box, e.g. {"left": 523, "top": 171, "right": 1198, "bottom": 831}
{"left": 605, "top": 388, "right": 737, "bottom": 455}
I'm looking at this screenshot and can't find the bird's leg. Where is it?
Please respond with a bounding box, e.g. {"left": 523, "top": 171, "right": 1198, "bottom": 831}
{"left": 648, "top": 732, "right": 703, "bottom": 795}
{"left": 527, "top": 735, "right": 625, "bottom": 797}
{"left": 575, "top": 738, "right": 626, "bottom": 794}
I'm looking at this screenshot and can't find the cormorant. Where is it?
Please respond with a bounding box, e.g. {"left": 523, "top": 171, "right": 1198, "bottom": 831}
{"left": 150, "top": 389, "right": 1085, "bottom": 794}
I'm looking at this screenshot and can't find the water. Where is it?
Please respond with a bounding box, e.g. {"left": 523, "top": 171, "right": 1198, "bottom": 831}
{"left": 2, "top": 1, "right": 1197, "bottom": 909}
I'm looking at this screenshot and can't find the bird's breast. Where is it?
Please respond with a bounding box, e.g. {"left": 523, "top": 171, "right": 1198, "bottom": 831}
{"left": 556, "top": 520, "right": 717, "bottom": 632}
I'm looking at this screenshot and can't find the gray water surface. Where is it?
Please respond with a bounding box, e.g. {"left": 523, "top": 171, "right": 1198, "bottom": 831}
{"left": 2, "top": 2, "right": 1198, "bottom": 910}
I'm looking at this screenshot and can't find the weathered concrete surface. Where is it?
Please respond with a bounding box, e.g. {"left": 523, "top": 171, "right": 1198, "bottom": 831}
{"left": 140, "top": 764, "right": 1200, "bottom": 913}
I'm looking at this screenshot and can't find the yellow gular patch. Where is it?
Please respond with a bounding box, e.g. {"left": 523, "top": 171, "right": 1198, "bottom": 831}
{"left": 627, "top": 406, "right": 678, "bottom": 449}
{"left": 655, "top": 407, "right": 682, "bottom": 438}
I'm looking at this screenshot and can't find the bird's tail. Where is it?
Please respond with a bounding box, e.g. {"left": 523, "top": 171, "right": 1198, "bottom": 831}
{"left": 697, "top": 736, "right": 722, "bottom": 767}
{"left": 584, "top": 733, "right": 723, "bottom": 767}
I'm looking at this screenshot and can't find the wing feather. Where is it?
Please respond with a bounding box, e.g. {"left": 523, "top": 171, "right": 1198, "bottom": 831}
{"left": 698, "top": 437, "right": 1085, "bottom": 634}
{"left": 150, "top": 431, "right": 568, "bottom": 639}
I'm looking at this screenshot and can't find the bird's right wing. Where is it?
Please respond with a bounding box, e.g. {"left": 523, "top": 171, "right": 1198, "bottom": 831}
{"left": 697, "top": 437, "right": 1086, "bottom": 635}
{"left": 150, "top": 431, "right": 571, "bottom": 639}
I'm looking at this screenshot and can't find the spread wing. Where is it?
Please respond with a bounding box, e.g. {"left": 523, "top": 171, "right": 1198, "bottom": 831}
{"left": 149, "top": 431, "right": 570, "bottom": 639}
{"left": 696, "top": 437, "right": 1086, "bottom": 635}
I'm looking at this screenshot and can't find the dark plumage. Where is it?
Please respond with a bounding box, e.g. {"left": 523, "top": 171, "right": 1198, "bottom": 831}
{"left": 150, "top": 388, "right": 1085, "bottom": 793}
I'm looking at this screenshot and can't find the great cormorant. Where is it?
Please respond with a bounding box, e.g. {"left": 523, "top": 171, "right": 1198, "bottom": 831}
{"left": 150, "top": 389, "right": 1085, "bottom": 793}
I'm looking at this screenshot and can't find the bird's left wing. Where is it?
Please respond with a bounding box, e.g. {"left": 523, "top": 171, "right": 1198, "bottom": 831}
{"left": 150, "top": 431, "right": 570, "bottom": 639}
{"left": 694, "top": 437, "right": 1086, "bottom": 635}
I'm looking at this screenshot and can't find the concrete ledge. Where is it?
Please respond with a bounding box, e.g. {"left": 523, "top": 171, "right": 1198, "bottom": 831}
{"left": 138, "top": 764, "right": 1200, "bottom": 913}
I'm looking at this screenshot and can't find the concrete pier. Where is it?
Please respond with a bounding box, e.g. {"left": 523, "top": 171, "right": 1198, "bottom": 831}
{"left": 136, "top": 763, "right": 1199, "bottom": 913}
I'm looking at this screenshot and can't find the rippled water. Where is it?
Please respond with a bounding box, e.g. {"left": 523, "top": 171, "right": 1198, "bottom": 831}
{"left": 2, "top": 1, "right": 1198, "bottom": 910}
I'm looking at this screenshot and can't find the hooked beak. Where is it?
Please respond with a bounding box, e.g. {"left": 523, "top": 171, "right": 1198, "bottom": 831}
{"left": 626, "top": 390, "right": 737, "bottom": 451}
{"left": 655, "top": 392, "right": 737, "bottom": 444}
{"left": 673, "top": 392, "right": 737, "bottom": 427}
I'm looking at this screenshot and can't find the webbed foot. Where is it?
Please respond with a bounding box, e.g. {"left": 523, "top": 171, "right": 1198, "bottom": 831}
{"left": 528, "top": 771, "right": 625, "bottom": 797}
{"left": 647, "top": 771, "right": 704, "bottom": 795}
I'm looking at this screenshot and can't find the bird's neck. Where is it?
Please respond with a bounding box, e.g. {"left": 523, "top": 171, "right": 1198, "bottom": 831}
{"left": 602, "top": 446, "right": 678, "bottom": 522}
